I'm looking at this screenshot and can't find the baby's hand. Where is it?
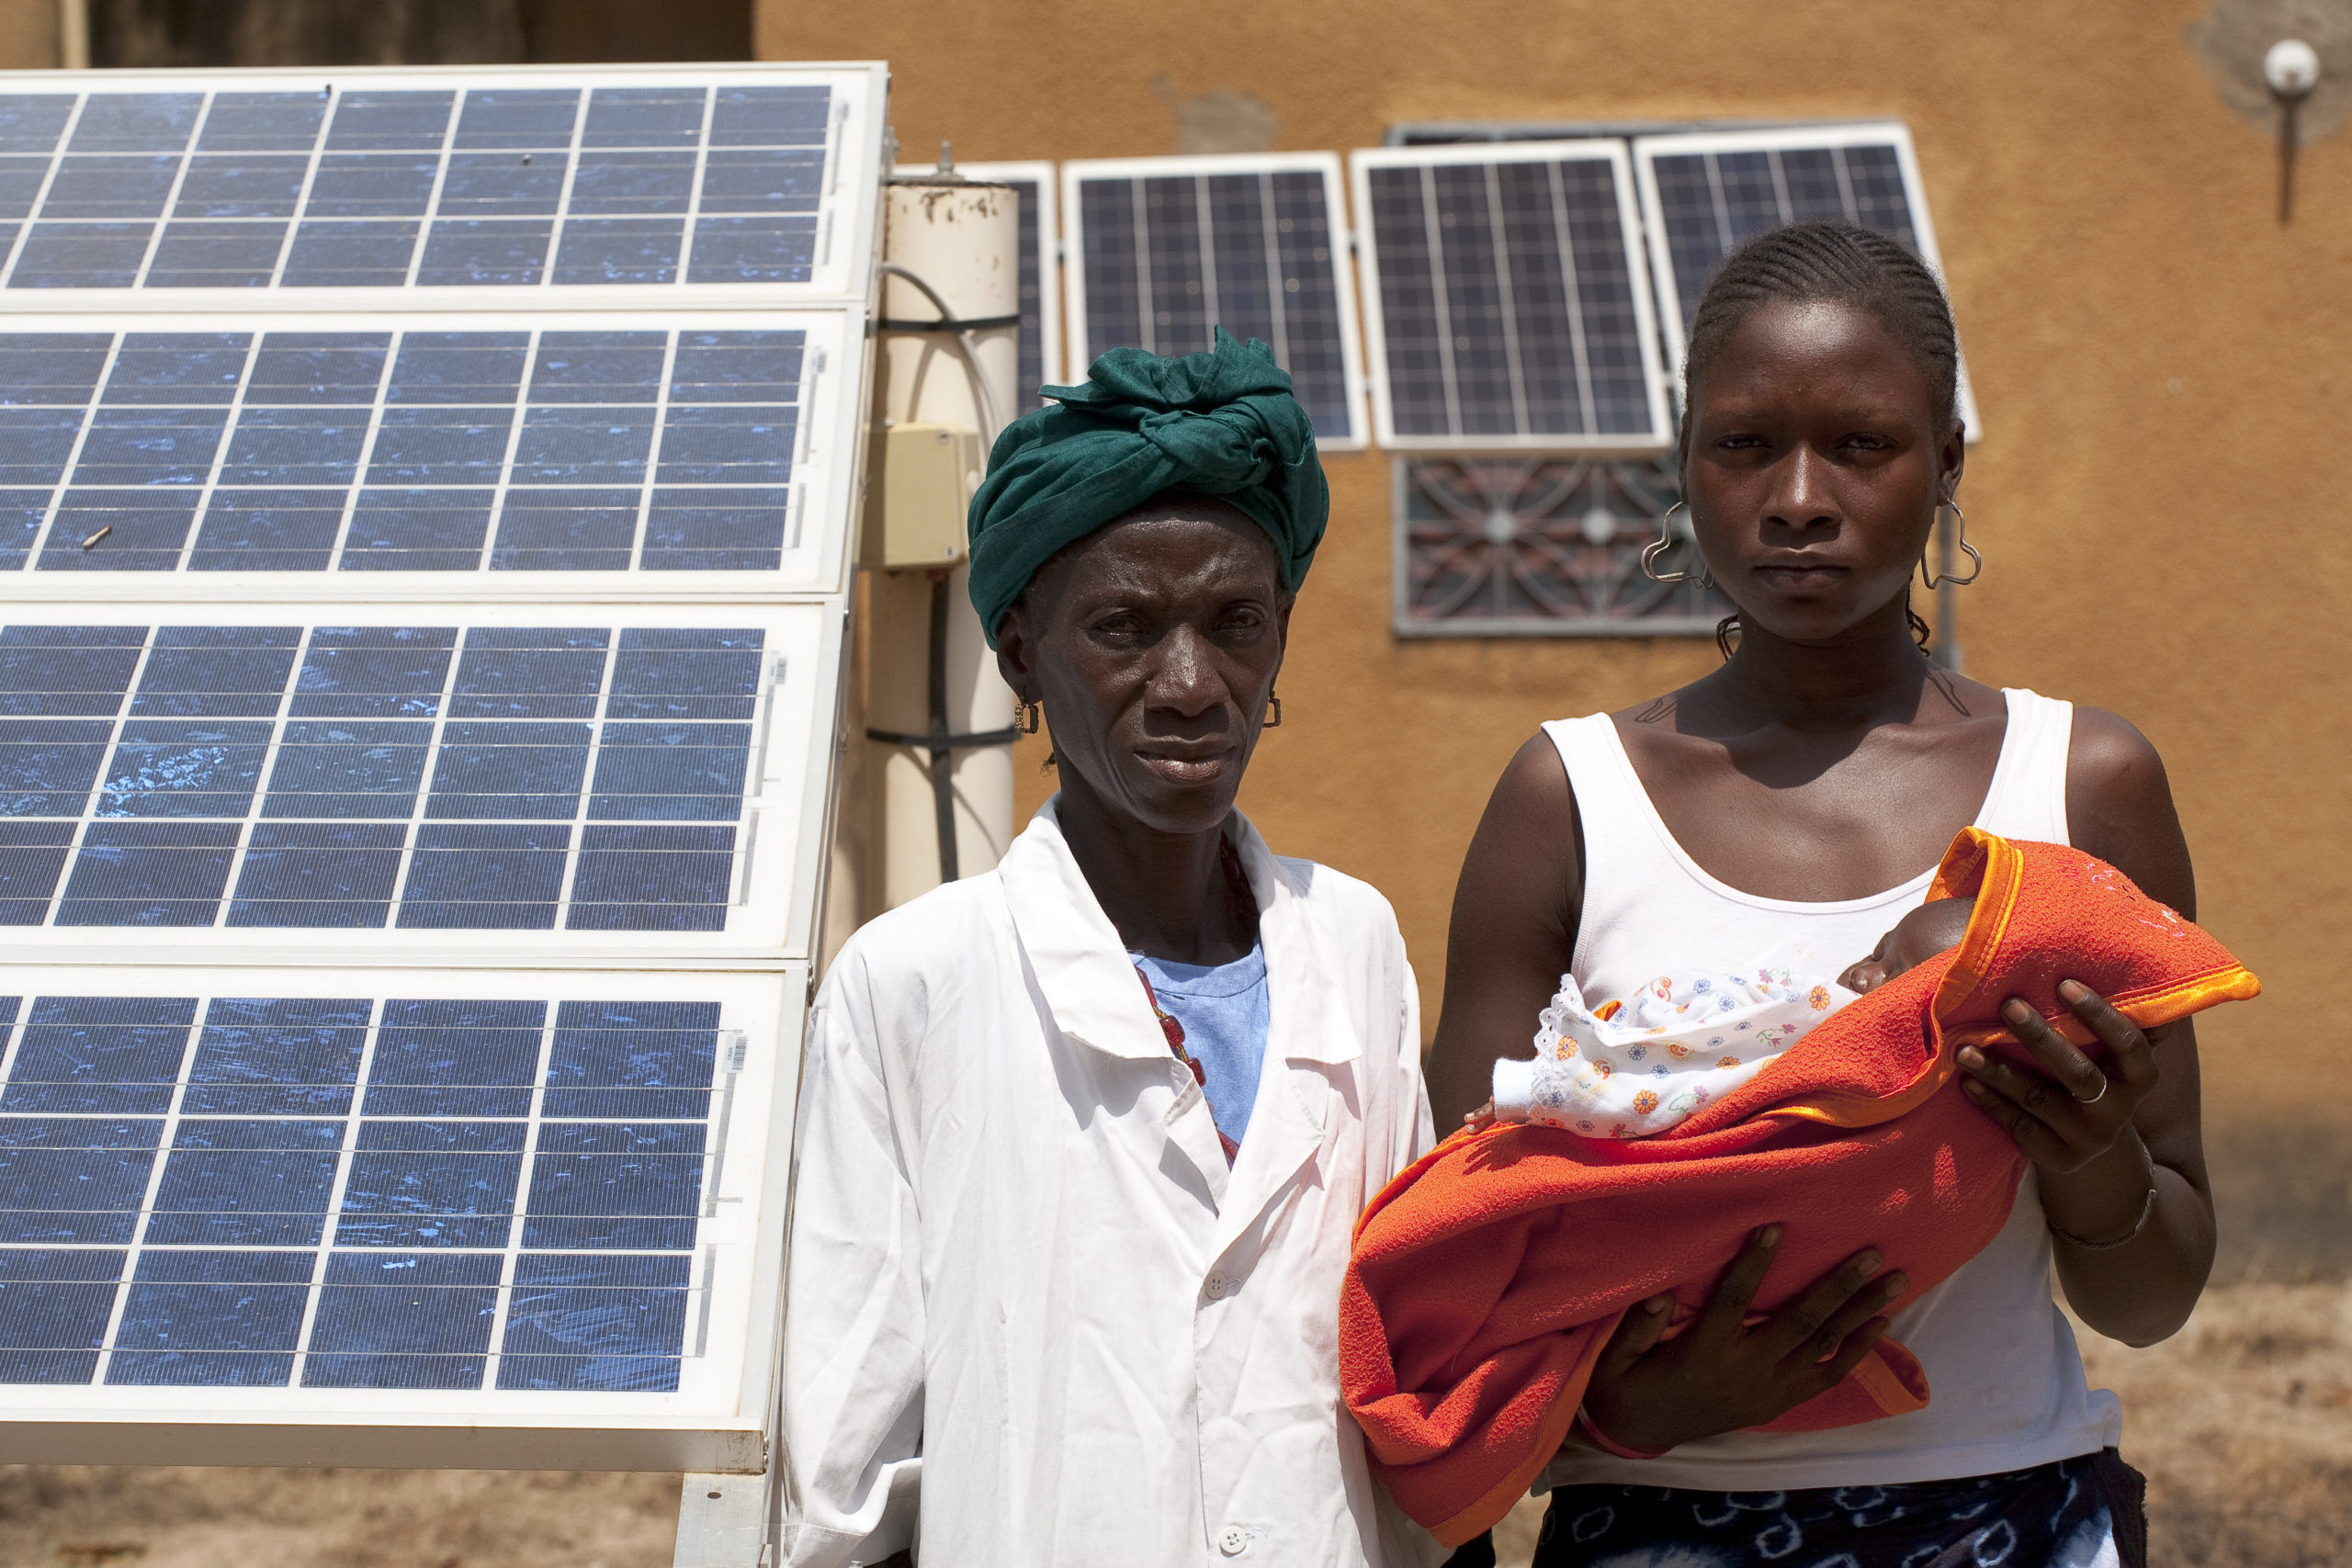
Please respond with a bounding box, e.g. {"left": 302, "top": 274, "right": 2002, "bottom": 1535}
{"left": 1463, "top": 1099, "right": 1498, "bottom": 1132}
{"left": 1841, "top": 896, "right": 1976, "bottom": 994}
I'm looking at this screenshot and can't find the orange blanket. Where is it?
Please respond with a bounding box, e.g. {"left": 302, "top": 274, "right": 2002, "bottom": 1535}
{"left": 1340, "top": 829, "right": 2258, "bottom": 1546}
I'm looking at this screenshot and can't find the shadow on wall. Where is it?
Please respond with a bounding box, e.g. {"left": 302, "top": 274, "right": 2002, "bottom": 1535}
{"left": 86, "top": 0, "right": 752, "bottom": 66}
{"left": 2208, "top": 1113, "right": 2352, "bottom": 1284}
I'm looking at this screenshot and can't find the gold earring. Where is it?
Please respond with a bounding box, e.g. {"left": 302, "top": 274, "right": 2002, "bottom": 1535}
{"left": 1016, "top": 701, "right": 1041, "bottom": 735}
{"left": 1262, "top": 691, "right": 1283, "bottom": 728}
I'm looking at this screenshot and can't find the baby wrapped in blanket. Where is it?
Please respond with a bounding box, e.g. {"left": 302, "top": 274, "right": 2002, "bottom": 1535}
{"left": 1340, "top": 830, "right": 2261, "bottom": 1547}
{"left": 1482, "top": 897, "right": 1973, "bottom": 1139}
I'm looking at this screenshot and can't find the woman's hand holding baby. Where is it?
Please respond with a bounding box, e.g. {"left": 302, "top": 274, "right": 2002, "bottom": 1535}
{"left": 1956, "top": 982, "right": 2161, "bottom": 1177}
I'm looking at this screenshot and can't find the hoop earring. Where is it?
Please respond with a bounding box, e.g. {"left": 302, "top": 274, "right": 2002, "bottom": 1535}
{"left": 1262, "top": 691, "right": 1283, "bottom": 728}
{"left": 1921, "top": 503, "right": 1984, "bottom": 589}
{"left": 1641, "top": 502, "right": 1708, "bottom": 587}
{"left": 1016, "top": 700, "right": 1041, "bottom": 736}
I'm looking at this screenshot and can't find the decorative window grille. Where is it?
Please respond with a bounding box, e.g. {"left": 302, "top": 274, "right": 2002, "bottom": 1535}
{"left": 1392, "top": 455, "right": 1731, "bottom": 636}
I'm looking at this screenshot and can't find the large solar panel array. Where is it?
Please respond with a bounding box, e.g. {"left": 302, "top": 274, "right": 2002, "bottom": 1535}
{"left": 1631, "top": 123, "right": 1979, "bottom": 436}
{"left": 1350, "top": 141, "right": 1671, "bottom": 452}
{"left": 1064, "top": 154, "right": 1365, "bottom": 447}
{"left": 0, "top": 314, "right": 859, "bottom": 592}
{"left": 0, "top": 73, "right": 880, "bottom": 297}
{"left": 0, "top": 64, "right": 880, "bottom": 1473}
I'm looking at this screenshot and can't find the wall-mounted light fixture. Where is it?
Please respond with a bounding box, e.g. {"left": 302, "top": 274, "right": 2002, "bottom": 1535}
{"left": 2267, "top": 38, "right": 2321, "bottom": 222}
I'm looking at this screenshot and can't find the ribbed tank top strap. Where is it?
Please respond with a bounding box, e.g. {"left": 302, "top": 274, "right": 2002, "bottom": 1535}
{"left": 1979, "top": 688, "right": 2075, "bottom": 846}
{"left": 1541, "top": 713, "right": 1718, "bottom": 981}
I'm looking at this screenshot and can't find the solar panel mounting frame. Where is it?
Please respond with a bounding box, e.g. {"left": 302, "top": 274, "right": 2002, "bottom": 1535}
{"left": 1348, "top": 138, "right": 1673, "bottom": 456}
{"left": 1060, "top": 151, "right": 1367, "bottom": 450}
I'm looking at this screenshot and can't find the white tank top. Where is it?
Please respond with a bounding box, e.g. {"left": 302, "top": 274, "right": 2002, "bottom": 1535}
{"left": 1540, "top": 688, "right": 2124, "bottom": 1493}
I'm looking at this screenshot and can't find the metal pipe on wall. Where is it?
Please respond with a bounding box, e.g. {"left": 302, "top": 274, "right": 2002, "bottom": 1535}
{"left": 864, "top": 173, "right": 1021, "bottom": 913}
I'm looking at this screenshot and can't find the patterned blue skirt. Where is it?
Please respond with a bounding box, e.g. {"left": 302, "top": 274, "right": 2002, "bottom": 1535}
{"left": 1473, "top": 1450, "right": 2148, "bottom": 1568}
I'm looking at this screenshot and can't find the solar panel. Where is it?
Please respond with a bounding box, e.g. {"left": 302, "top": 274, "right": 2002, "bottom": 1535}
{"left": 0, "top": 312, "right": 859, "bottom": 594}
{"left": 1630, "top": 123, "right": 1981, "bottom": 436}
{"left": 1063, "top": 153, "right": 1364, "bottom": 448}
{"left": 0, "top": 964, "right": 795, "bottom": 1469}
{"left": 916, "top": 161, "right": 1062, "bottom": 403}
{"left": 0, "top": 604, "right": 834, "bottom": 962}
{"left": 1350, "top": 141, "right": 1670, "bottom": 452}
{"left": 0, "top": 67, "right": 883, "bottom": 302}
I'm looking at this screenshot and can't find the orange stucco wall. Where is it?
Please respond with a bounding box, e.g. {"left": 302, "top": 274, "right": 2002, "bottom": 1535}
{"left": 775, "top": 3, "right": 2345, "bottom": 1159}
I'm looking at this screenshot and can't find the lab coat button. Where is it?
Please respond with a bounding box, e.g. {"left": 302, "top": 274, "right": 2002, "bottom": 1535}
{"left": 1217, "top": 1526, "right": 1250, "bottom": 1555}
{"left": 1203, "top": 1270, "right": 1228, "bottom": 1300}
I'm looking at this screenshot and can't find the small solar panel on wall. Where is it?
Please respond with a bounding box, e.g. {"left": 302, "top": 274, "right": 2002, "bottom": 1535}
{"left": 901, "top": 161, "right": 1062, "bottom": 403}
{"left": 1350, "top": 141, "right": 1671, "bottom": 453}
{"left": 1063, "top": 153, "right": 1365, "bottom": 448}
{"left": 1631, "top": 123, "right": 1980, "bottom": 437}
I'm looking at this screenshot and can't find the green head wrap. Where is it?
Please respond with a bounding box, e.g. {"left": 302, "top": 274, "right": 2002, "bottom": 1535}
{"left": 965, "top": 327, "right": 1329, "bottom": 647}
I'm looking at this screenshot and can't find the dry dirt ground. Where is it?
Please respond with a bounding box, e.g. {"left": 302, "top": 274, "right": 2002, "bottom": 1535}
{"left": 2, "top": 1282, "right": 2344, "bottom": 1568}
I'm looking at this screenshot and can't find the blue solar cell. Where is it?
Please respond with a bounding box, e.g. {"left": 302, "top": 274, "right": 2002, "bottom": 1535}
{"left": 698, "top": 149, "right": 821, "bottom": 213}
{"left": 55, "top": 819, "right": 241, "bottom": 925}
{"left": 448, "top": 631, "right": 608, "bottom": 719}
{"left": 302, "top": 1249, "right": 499, "bottom": 1388}
{"left": 181, "top": 996, "right": 368, "bottom": 1116}
{"left": 521, "top": 1121, "right": 702, "bottom": 1250}
{"left": 582, "top": 87, "right": 706, "bottom": 148}
{"left": 280, "top": 219, "right": 419, "bottom": 288}
{"left": 511, "top": 405, "right": 653, "bottom": 486}
{"left": 218, "top": 405, "right": 371, "bottom": 486}
{"left": 9, "top": 222, "right": 153, "bottom": 288}
{"left": 106, "top": 333, "right": 248, "bottom": 404}
{"left": 424, "top": 722, "right": 593, "bottom": 819}
{"left": 187, "top": 487, "right": 345, "bottom": 570}
{"left": 290, "top": 627, "right": 456, "bottom": 719}
{"left": 567, "top": 150, "right": 694, "bottom": 212}
{"left": 0, "top": 627, "right": 143, "bottom": 717}
{"left": 5, "top": 996, "right": 194, "bottom": 1115}
{"left": 527, "top": 331, "right": 667, "bottom": 400}
{"left": 684, "top": 214, "right": 816, "bottom": 284}
{"left": 96, "top": 720, "right": 274, "bottom": 818}
{"left": 497, "top": 1256, "right": 689, "bottom": 1391}
{"left": 0, "top": 490, "right": 45, "bottom": 570}
{"left": 40, "top": 491, "right": 200, "bottom": 570}
{"left": 324, "top": 91, "right": 455, "bottom": 152}
{"left": 489, "top": 490, "right": 639, "bottom": 571}
{"left": 248, "top": 333, "right": 390, "bottom": 401}
{"left": 0, "top": 1121, "right": 159, "bottom": 1243}
{"left": 548, "top": 217, "right": 682, "bottom": 286}
{"left": 0, "top": 408, "right": 83, "bottom": 486}
{"left": 360, "top": 998, "right": 542, "bottom": 1117}
{"left": 336, "top": 1119, "right": 526, "bottom": 1248}
{"left": 0, "top": 96, "right": 74, "bottom": 155}
{"left": 131, "top": 627, "right": 301, "bottom": 718}
{"left": 366, "top": 406, "right": 516, "bottom": 485}
{"left": 141, "top": 1118, "right": 342, "bottom": 1247}
{"left": 415, "top": 219, "right": 553, "bottom": 287}
{"left": 388, "top": 333, "right": 528, "bottom": 402}
{"left": 339, "top": 490, "right": 493, "bottom": 571}
{"left": 436, "top": 153, "right": 567, "bottom": 214}
{"left": 260, "top": 721, "right": 431, "bottom": 817}
{"left": 708, "top": 85, "right": 829, "bottom": 147}
{"left": 40, "top": 154, "right": 180, "bottom": 220}
{"left": 587, "top": 724, "right": 751, "bottom": 821}
{"left": 71, "top": 95, "right": 202, "bottom": 153}
{"left": 0, "top": 156, "right": 44, "bottom": 219}
{"left": 196, "top": 93, "right": 328, "bottom": 153}
{"left": 641, "top": 490, "right": 788, "bottom": 571}
{"left": 454, "top": 88, "right": 580, "bottom": 151}
{"left": 566, "top": 824, "right": 733, "bottom": 931}
{"left": 0, "top": 719, "right": 113, "bottom": 816}
{"left": 143, "top": 221, "right": 289, "bottom": 288}
{"left": 0, "top": 1247, "right": 122, "bottom": 1383}
{"left": 397, "top": 823, "right": 570, "bottom": 930}
{"left": 70, "top": 406, "right": 230, "bottom": 486}
{"left": 608, "top": 630, "right": 763, "bottom": 720}
{"left": 226, "top": 821, "right": 406, "bottom": 928}
{"left": 0, "top": 822, "right": 74, "bottom": 920}
{"left": 655, "top": 404, "right": 794, "bottom": 484}
{"left": 543, "top": 1000, "right": 718, "bottom": 1120}
{"left": 670, "top": 332, "right": 802, "bottom": 400}
{"left": 0, "top": 335, "right": 110, "bottom": 402}
{"left": 107, "top": 1246, "right": 313, "bottom": 1386}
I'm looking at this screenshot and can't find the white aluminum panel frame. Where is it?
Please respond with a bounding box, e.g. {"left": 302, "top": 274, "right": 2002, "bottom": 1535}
{"left": 1061, "top": 152, "right": 1367, "bottom": 450}
{"left": 0, "top": 308, "right": 865, "bottom": 603}
{"left": 0, "top": 62, "right": 888, "bottom": 311}
{"left": 0, "top": 961, "right": 803, "bottom": 1472}
{"left": 0, "top": 597, "right": 844, "bottom": 969}
{"left": 1630, "top": 122, "right": 1983, "bottom": 440}
{"left": 1349, "top": 139, "right": 1672, "bottom": 456}
{"left": 898, "top": 160, "right": 1063, "bottom": 395}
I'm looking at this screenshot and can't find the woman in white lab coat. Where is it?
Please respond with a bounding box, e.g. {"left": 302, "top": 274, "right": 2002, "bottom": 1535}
{"left": 782, "top": 332, "right": 1440, "bottom": 1568}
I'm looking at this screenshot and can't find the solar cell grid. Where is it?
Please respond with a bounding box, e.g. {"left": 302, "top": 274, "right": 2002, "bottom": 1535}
{"left": 0, "top": 324, "right": 812, "bottom": 575}
{"left": 1065, "top": 155, "right": 1363, "bottom": 446}
{"left": 0, "top": 78, "right": 846, "bottom": 292}
{"left": 1351, "top": 142, "right": 1669, "bottom": 451}
{"left": 0, "top": 987, "right": 741, "bottom": 1392}
{"left": 0, "top": 620, "right": 776, "bottom": 934}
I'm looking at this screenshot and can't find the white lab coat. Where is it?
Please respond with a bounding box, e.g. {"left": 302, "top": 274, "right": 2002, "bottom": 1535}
{"left": 781, "top": 801, "right": 1441, "bottom": 1568}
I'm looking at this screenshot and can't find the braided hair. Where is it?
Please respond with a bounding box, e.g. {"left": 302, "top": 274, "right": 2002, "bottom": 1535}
{"left": 1680, "top": 220, "right": 1961, "bottom": 657}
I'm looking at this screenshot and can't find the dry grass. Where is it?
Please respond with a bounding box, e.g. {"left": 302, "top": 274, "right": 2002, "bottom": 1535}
{"left": 0, "top": 1291, "right": 2342, "bottom": 1567}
